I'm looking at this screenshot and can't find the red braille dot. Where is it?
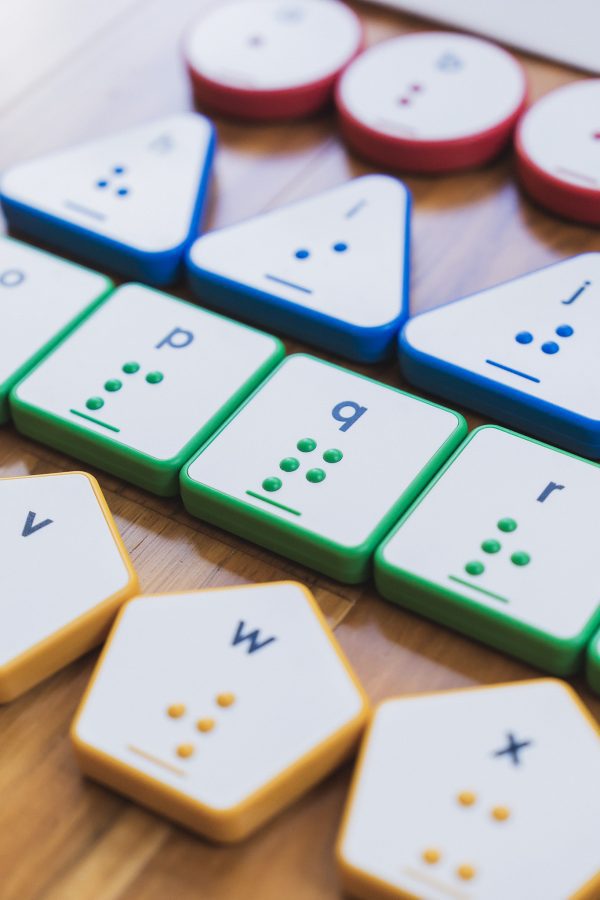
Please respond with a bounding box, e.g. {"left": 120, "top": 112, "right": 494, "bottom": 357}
{"left": 410, "top": 83, "right": 423, "bottom": 92}
{"left": 398, "top": 97, "right": 410, "bottom": 106}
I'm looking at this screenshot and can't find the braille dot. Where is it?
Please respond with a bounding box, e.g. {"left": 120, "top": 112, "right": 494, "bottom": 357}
{"left": 511, "top": 551, "right": 531, "bottom": 566}
{"left": 481, "top": 539, "right": 501, "bottom": 554}
{"left": 556, "top": 324, "right": 574, "bottom": 337}
{"left": 515, "top": 331, "right": 533, "bottom": 344}
{"left": 457, "top": 791, "right": 477, "bottom": 807}
{"left": 593, "top": 132, "right": 600, "bottom": 140}
{"left": 333, "top": 242, "right": 348, "bottom": 253}
{"left": 216, "top": 692, "right": 235, "bottom": 708}
{"left": 497, "top": 518, "right": 517, "bottom": 533}
{"left": 113, "top": 165, "right": 125, "bottom": 174}
{"left": 122, "top": 361, "right": 140, "bottom": 374}
{"left": 86, "top": 397, "right": 104, "bottom": 410}
{"left": 196, "top": 718, "right": 215, "bottom": 733}
{"left": 297, "top": 438, "right": 316, "bottom": 452}
{"left": 104, "top": 379, "right": 122, "bottom": 392}
{"left": 96, "top": 179, "right": 108, "bottom": 188}
{"left": 262, "top": 477, "right": 282, "bottom": 492}
{"left": 541, "top": 341, "right": 559, "bottom": 354}
{"left": 295, "top": 249, "right": 310, "bottom": 260}
{"left": 146, "top": 371, "right": 164, "bottom": 384}
{"left": 457, "top": 865, "right": 476, "bottom": 881}
{"left": 465, "top": 561, "right": 484, "bottom": 576}
{"left": 397, "top": 97, "right": 410, "bottom": 105}
{"left": 116, "top": 187, "right": 129, "bottom": 197}
{"left": 492, "top": 805, "right": 510, "bottom": 821}
{"left": 410, "top": 83, "right": 423, "bottom": 92}
{"left": 422, "top": 848, "right": 441, "bottom": 864}
{"left": 306, "top": 468, "right": 326, "bottom": 483}
{"left": 280, "top": 457, "right": 299, "bottom": 472}
{"left": 323, "top": 448, "right": 343, "bottom": 464}
{"left": 176, "top": 743, "right": 195, "bottom": 759}
{"left": 167, "top": 703, "right": 186, "bottom": 719}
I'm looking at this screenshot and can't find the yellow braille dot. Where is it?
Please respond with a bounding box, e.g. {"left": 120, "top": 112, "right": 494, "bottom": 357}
{"left": 216, "top": 692, "right": 236, "bottom": 708}
{"left": 422, "top": 848, "right": 441, "bottom": 865}
{"left": 196, "top": 718, "right": 215, "bottom": 733}
{"left": 492, "top": 805, "right": 510, "bottom": 822}
{"left": 176, "top": 743, "right": 195, "bottom": 759}
{"left": 167, "top": 703, "right": 186, "bottom": 719}
{"left": 457, "top": 790, "right": 477, "bottom": 807}
{"left": 457, "top": 864, "right": 476, "bottom": 881}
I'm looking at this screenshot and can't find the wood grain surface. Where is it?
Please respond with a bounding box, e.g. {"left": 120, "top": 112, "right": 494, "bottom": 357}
{"left": 1, "top": 2, "right": 599, "bottom": 898}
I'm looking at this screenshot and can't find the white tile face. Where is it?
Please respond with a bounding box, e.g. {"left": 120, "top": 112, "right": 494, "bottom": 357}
{"left": 189, "top": 175, "right": 409, "bottom": 328}
{"left": 0, "top": 473, "right": 130, "bottom": 666}
{"left": 519, "top": 81, "right": 600, "bottom": 192}
{"left": 75, "top": 583, "right": 364, "bottom": 809}
{"left": 1, "top": 114, "right": 213, "bottom": 253}
{"left": 186, "top": 355, "right": 463, "bottom": 547}
{"left": 339, "top": 32, "right": 525, "bottom": 142}
{"left": 0, "top": 237, "right": 108, "bottom": 391}
{"left": 404, "top": 254, "right": 600, "bottom": 420}
{"left": 185, "top": 0, "right": 361, "bottom": 91}
{"left": 341, "top": 681, "right": 600, "bottom": 900}
{"left": 381, "top": 427, "right": 600, "bottom": 640}
{"left": 13, "top": 284, "right": 281, "bottom": 461}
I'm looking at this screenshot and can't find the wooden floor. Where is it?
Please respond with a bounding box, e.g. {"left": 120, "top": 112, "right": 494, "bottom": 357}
{"left": 1, "top": 2, "right": 599, "bottom": 897}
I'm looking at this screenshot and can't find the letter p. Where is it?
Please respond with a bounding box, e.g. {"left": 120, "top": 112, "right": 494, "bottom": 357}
{"left": 155, "top": 327, "right": 194, "bottom": 350}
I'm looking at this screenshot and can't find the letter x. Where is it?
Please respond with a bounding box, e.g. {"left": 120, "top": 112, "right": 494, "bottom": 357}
{"left": 493, "top": 732, "right": 533, "bottom": 766}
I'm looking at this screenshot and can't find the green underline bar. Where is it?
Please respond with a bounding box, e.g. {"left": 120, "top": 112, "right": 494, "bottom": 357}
{"left": 448, "top": 575, "right": 509, "bottom": 604}
{"left": 246, "top": 491, "right": 301, "bottom": 516}
{"left": 70, "top": 409, "right": 121, "bottom": 433}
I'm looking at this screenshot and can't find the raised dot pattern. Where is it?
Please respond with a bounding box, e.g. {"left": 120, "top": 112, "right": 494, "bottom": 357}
{"left": 166, "top": 694, "right": 236, "bottom": 760}
{"left": 261, "top": 440, "right": 343, "bottom": 492}
{"left": 464, "top": 518, "right": 530, "bottom": 576}
{"left": 514, "top": 324, "right": 574, "bottom": 353}
{"left": 84, "top": 361, "right": 163, "bottom": 411}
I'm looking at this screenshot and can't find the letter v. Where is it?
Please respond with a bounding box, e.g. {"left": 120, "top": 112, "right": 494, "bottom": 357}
{"left": 22, "top": 511, "right": 53, "bottom": 537}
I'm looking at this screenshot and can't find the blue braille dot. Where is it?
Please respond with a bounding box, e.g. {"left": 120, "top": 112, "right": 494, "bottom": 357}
{"left": 295, "top": 249, "right": 310, "bottom": 260}
{"left": 515, "top": 331, "right": 533, "bottom": 344}
{"left": 541, "top": 341, "right": 559, "bottom": 354}
{"left": 333, "top": 242, "right": 348, "bottom": 253}
{"left": 556, "top": 324, "right": 574, "bottom": 338}
{"left": 116, "top": 187, "right": 129, "bottom": 197}
{"left": 113, "top": 166, "right": 125, "bottom": 174}
{"left": 96, "top": 180, "right": 108, "bottom": 188}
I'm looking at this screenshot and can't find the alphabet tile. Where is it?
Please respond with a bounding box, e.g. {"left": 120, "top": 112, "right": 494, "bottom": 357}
{"left": 337, "top": 679, "right": 600, "bottom": 900}
{"left": 0, "top": 235, "right": 111, "bottom": 422}
{"left": 181, "top": 354, "right": 466, "bottom": 582}
{"left": 376, "top": 425, "right": 600, "bottom": 674}
{"left": 0, "top": 471, "right": 137, "bottom": 702}
{"left": 0, "top": 113, "right": 215, "bottom": 285}
{"left": 11, "top": 284, "right": 284, "bottom": 495}
{"left": 71, "top": 581, "right": 369, "bottom": 841}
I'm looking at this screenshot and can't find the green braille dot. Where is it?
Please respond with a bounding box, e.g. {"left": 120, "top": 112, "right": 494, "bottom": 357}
{"left": 104, "top": 379, "right": 122, "bottom": 392}
{"left": 86, "top": 397, "right": 104, "bottom": 410}
{"left": 497, "top": 518, "right": 517, "bottom": 533}
{"left": 122, "top": 361, "right": 140, "bottom": 374}
{"left": 297, "top": 438, "right": 316, "bottom": 453}
{"left": 262, "top": 477, "right": 282, "bottom": 492}
{"left": 280, "top": 457, "right": 299, "bottom": 472}
{"left": 511, "top": 551, "right": 531, "bottom": 566}
{"left": 306, "top": 468, "right": 326, "bottom": 484}
{"left": 323, "top": 448, "right": 343, "bottom": 464}
{"left": 481, "top": 539, "right": 501, "bottom": 554}
{"left": 146, "top": 371, "right": 164, "bottom": 384}
{"left": 465, "top": 561, "right": 484, "bottom": 576}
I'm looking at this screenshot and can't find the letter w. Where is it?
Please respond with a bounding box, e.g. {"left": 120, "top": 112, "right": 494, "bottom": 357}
{"left": 231, "top": 620, "right": 277, "bottom": 654}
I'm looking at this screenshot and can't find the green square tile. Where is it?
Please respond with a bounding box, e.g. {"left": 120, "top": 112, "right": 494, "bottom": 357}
{"left": 376, "top": 424, "right": 600, "bottom": 675}
{"left": 181, "top": 354, "right": 466, "bottom": 583}
{"left": 11, "top": 283, "right": 284, "bottom": 495}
